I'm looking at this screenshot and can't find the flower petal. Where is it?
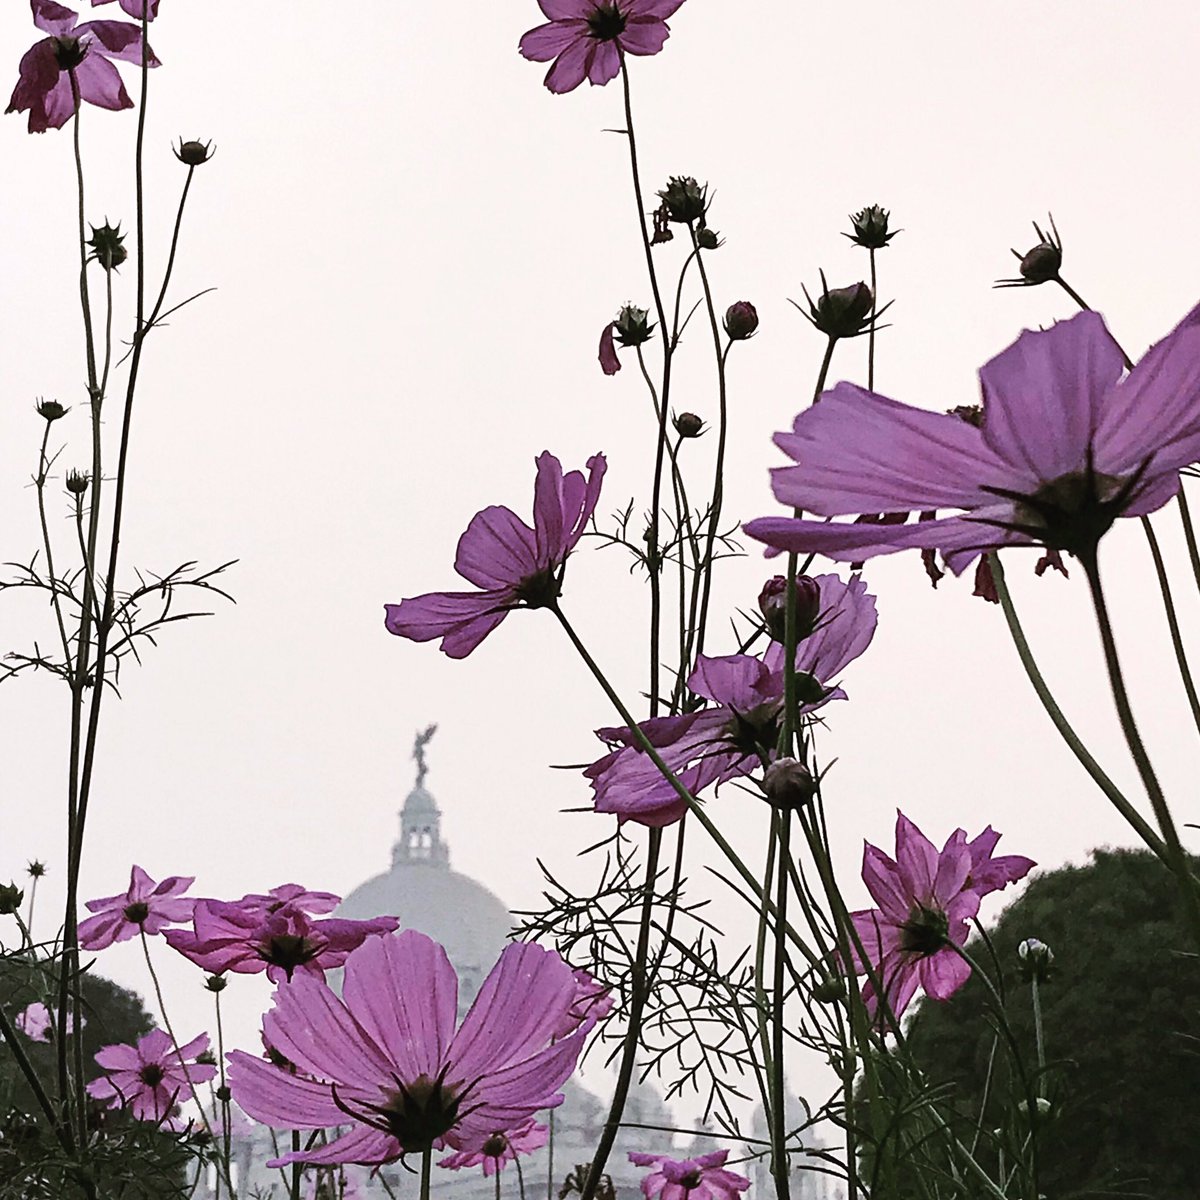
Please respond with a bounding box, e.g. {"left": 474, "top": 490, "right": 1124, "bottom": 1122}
{"left": 519, "top": 20, "right": 587, "bottom": 62}
{"left": 72, "top": 53, "right": 132, "bottom": 113}
{"left": 269, "top": 1123, "right": 400, "bottom": 1167}
{"left": 543, "top": 36, "right": 594, "bottom": 93}
{"left": 454, "top": 505, "right": 539, "bottom": 589}
{"left": 227, "top": 1050, "right": 346, "bottom": 1129}
{"left": 618, "top": 16, "right": 670, "bottom": 56}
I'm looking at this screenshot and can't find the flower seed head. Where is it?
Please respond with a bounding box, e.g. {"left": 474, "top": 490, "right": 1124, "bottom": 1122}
{"left": 174, "top": 138, "right": 215, "bottom": 166}
{"left": 614, "top": 304, "right": 654, "bottom": 348}
{"left": 66, "top": 470, "right": 90, "bottom": 495}
{"left": 996, "top": 216, "right": 1063, "bottom": 287}
{"left": 763, "top": 757, "right": 817, "bottom": 809}
{"left": 845, "top": 205, "right": 898, "bottom": 250}
{"left": 0, "top": 883, "right": 25, "bottom": 915}
{"left": 36, "top": 399, "right": 66, "bottom": 422}
{"left": 86, "top": 222, "right": 127, "bottom": 272}
{"left": 674, "top": 412, "right": 705, "bottom": 439}
{"left": 799, "top": 275, "right": 877, "bottom": 340}
{"left": 657, "top": 176, "right": 709, "bottom": 225}
{"left": 723, "top": 300, "right": 759, "bottom": 341}
{"left": 695, "top": 226, "right": 721, "bottom": 250}
{"left": 26, "top": 861, "right": 47, "bottom": 879}
{"left": 204, "top": 974, "right": 227, "bottom": 993}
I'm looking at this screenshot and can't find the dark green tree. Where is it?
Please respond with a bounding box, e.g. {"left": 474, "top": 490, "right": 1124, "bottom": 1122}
{"left": 904, "top": 848, "right": 1200, "bottom": 1199}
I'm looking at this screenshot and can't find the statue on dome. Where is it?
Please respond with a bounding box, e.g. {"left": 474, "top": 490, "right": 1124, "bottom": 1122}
{"left": 413, "top": 723, "right": 437, "bottom": 786}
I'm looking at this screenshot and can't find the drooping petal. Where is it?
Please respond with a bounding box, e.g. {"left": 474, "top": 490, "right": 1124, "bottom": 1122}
{"left": 519, "top": 19, "right": 587, "bottom": 62}
{"left": 978, "top": 311, "right": 1125, "bottom": 485}
{"left": 599, "top": 322, "right": 621, "bottom": 375}
{"left": 341, "top": 931, "right": 458, "bottom": 1082}
{"left": 32, "top": 0, "right": 79, "bottom": 36}
{"left": 71, "top": 52, "right": 132, "bottom": 112}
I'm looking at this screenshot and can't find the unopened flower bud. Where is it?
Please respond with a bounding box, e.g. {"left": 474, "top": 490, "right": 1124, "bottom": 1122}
{"left": 1017, "top": 937, "right": 1054, "bottom": 982}
{"left": 723, "top": 301, "right": 759, "bottom": 341}
{"left": 674, "top": 412, "right": 705, "bottom": 439}
{"left": 845, "top": 204, "right": 898, "bottom": 250}
{"left": 949, "top": 404, "right": 983, "bottom": 428}
{"left": 798, "top": 273, "right": 879, "bottom": 341}
{"left": 657, "top": 176, "right": 708, "bottom": 225}
{"left": 996, "top": 217, "right": 1063, "bottom": 288}
{"left": 215, "top": 1085, "right": 232, "bottom": 1103}
{"left": 66, "top": 470, "right": 90, "bottom": 495}
{"left": 614, "top": 304, "right": 654, "bottom": 348}
{"left": 26, "top": 861, "right": 47, "bottom": 879}
{"left": 86, "top": 222, "right": 127, "bottom": 272}
{"left": 203, "top": 974, "right": 227, "bottom": 993}
{"left": 811, "top": 975, "right": 845, "bottom": 1004}
{"left": 758, "top": 575, "right": 822, "bottom": 643}
{"left": 174, "top": 139, "right": 215, "bottom": 166}
{"left": 36, "top": 399, "right": 66, "bottom": 422}
{"left": 695, "top": 226, "right": 721, "bottom": 250}
{"left": 0, "top": 883, "right": 25, "bottom": 915}
{"left": 764, "top": 757, "right": 817, "bottom": 809}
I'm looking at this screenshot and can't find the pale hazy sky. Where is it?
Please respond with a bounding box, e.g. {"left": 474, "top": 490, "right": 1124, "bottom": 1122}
{"left": 3, "top": 0, "right": 1199, "bottom": 1126}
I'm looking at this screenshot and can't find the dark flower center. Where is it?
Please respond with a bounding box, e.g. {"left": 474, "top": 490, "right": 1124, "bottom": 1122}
{"left": 138, "top": 1063, "right": 165, "bottom": 1088}
{"left": 586, "top": 3, "right": 627, "bottom": 39}
{"left": 122, "top": 901, "right": 150, "bottom": 924}
{"left": 725, "top": 706, "right": 780, "bottom": 759}
{"left": 379, "top": 1073, "right": 463, "bottom": 1152}
{"left": 482, "top": 1132, "right": 509, "bottom": 1158}
{"left": 515, "top": 568, "right": 560, "bottom": 610}
{"left": 900, "top": 904, "right": 950, "bottom": 956}
{"left": 679, "top": 1170, "right": 703, "bottom": 1190}
{"left": 261, "top": 933, "right": 320, "bottom": 977}
{"left": 52, "top": 37, "right": 89, "bottom": 72}
{"left": 1010, "top": 469, "right": 1124, "bottom": 555}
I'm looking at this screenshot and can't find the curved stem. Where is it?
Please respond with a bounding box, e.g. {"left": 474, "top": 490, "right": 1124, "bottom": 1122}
{"left": 1080, "top": 550, "right": 1200, "bottom": 949}
{"left": 1176, "top": 486, "right": 1200, "bottom": 601}
{"left": 989, "top": 554, "right": 1171, "bottom": 862}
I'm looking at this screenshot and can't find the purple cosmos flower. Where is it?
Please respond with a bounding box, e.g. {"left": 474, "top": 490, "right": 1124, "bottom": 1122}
{"left": 87, "top": 1028, "right": 215, "bottom": 1129}
{"left": 848, "top": 813, "right": 1033, "bottom": 1023}
{"left": 744, "top": 305, "right": 1200, "bottom": 573}
{"left": 164, "top": 898, "right": 398, "bottom": 984}
{"left": 90, "top": 0, "right": 159, "bottom": 18}
{"left": 236, "top": 883, "right": 342, "bottom": 916}
{"left": 599, "top": 322, "right": 622, "bottom": 375}
{"left": 6, "top": 0, "right": 159, "bottom": 134}
{"left": 519, "top": 2, "right": 685, "bottom": 95}
{"left": 556, "top": 967, "right": 614, "bottom": 1037}
{"left": 385, "top": 452, "right": 605, "bottom": 659}
{"left": 13, "top": 1001, "right": 83, "bottom": 1042}
{"left": 628, "top": 1150, "right": 750, "bottom": 1200}
{"left": 78, "top": 865, "right": 196, "bottom": 950}
{"left": 439, "top": 1119, "right": 549, "bottom": 1176}
{"left": 227, "top": 930, "right": 597, "bottom": 1166}
{"left": 587, "top": 573, "right": 877, "bottom": 827}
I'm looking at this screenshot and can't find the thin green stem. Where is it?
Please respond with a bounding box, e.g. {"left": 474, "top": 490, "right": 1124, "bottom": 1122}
{"left": 1080, "top": 550, "right": 1200, "bottom": 949}
{"left": 291, "top": 1130, "right": 302, "bottom": 1200}
{"left": 420, "top": 1146, "right": 433, "bottom": 1200}
{"left": 34, "top": 424, "right": 72, "bottom": 666}
{"left": 1176, "top": 486, "right": 1200, "bottom": 600}
{"left": 990, "top": 554, "right": 1171, "bottom": 862}
{"left": 0, "top": 1004, "right": 72, "bottom": 1153}
{"left": 769, "top": 811, "right": 792, "bottom": 1200}
{"left": 1054, "top": 276, "right": 1095, "bottom": 319}
{"left": 215, "top": 990, "right": 232, "bottom": 1197}
{"left": 1030, "top": 977, "right": 1045, "bottom": 1079}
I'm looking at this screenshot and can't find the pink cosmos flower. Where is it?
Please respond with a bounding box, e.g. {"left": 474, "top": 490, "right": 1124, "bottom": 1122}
{"left": 14, "top": 1001, "right": 84, "bottom": 1041}
{"left": 164, "top": 897, "right": 398, "bottom": 984}
{"left": 439, "top": 1118, "right": 549, "bottom": 1176}
{"left": 78, "top": 865, "right": 196, "bottom": 950}
{"left": 587, "top": 573, "right": 877, "bottom": 827}
{"left": 6, "top": 0, "right": 159, "bottom": 134}
{"left": 90, "top": 0, "right": 159, "bottom": 18}
{"left": 744, "top": 305, "right": 1200, "bottom": 573}
{"left": 628, "top": 1150, "right": 750, "bottom": 1200}
{"left": 227, "top": 930, "right": 598, "bottom": 1166}
{"left": 385, "top": 452, "right": 606, "bottom": 659}
{"left": 87, "top": 1028, "right": 215, "bottom": 1129}
{"left": 237, "top": 883, "right": 342, "bottom": 916}
{"left": 848, "top": 813, "right": 1033, "bottom": 1023}
{"left": 556, "top": 967, "right": 614, "bottom": 1037}
{"left": 519, "top": 2, "right": 685, "bottom": 95}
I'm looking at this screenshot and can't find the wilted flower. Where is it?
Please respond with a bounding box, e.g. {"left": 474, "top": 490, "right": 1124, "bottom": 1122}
{"left": 519, "top": 1, "right": 685, "bottom": 95}
{"left": 794, "top": 273, "right": 881, "bottom": 341}
{"left": 5, "top": 0, "right": 159, "bottom": 134}
{"left": 599, "top": 305, "right": 654, "bottom": 376}
{"left": 385, "top": 452, "right": 606, "bottom": 658}
{"left": 628, "top": 1150, "right": 750, "bottom": 1200}
{"left": 844, "top": 205, "right": 898, "bottom": 250}
{"left": 723, "top": 301, "right": 759, "bottom": 341}
{"left": 36, "top": 400, "right": 66, "bottom": 422}
{"left": 847, "top": 814, "right": 1033, "bottom": 1022}
{"left": 744, "top": 305, "right": 1200, "bottom": 573}
{"left": 78, "top": 866, "right": 196, "bottom": 950}
{"left": 65, "top": 469, "right": 90, "bottom": 494}
{"left": 0, "top": 884, "right": 25, "bottom": 915}
{"left": 87, "top": 1029, "right": 215, "bottom": 1129}
{"left": 228, "top": 930, "right": 598, "bottom": 1165}
{"left": 439, "top": 1119, "right": 549, "bottom": 1176}
{"left": 27, "top": 861, "right": 47, "bottom": 879}
{"left": 996, "top": 216, "right": 1062, "bottom": 288}
{"left": 657, "top": 175, "right": 707, "bottom": 225}
{"left": 762, "top": 757, "right": 816, "bottom": 809}
{"left": 86, "top": 221, "right": 127, "bottom": 270}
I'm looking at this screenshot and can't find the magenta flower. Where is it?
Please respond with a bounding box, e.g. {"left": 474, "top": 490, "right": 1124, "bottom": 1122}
{"left": 556, "top": 966, "right": 614, "bottom": 1037}
{"left": 87, "top": 1028, "right": 215, "bottom": 1129}
{"left": 164, "top": 897, "right": 397, "bottom": 984}
{"left": 519, "top": 2, "right": 685, "bottom": 95}
{"left": 628, "top": 1150, "right": 750, "bottom": 1200}
{"left": 14, "top": 1001, "right": 83, "bottom": 1042}
{"left": 237, "top": 883, "right": 342, "bottom": 916}
{"left": 848, "top": 813, "right": 1033, "bottom": 1023}
{"left": 78, "top": 865, "right": 196, "bottom": 950}
{"left": 90, "top": 0, "right": 159, "bottom": 18}
{"left": 6, "top": 0, "right": 159, "bottom": 134}
{"left": 228, "top": 930, "right": 598, "bottom": 1166}
{"left": 385, "top": 452, "right": 606, "bottom": 659}
{"left": 744, "top": 305, "right": 1200, "bottom": 573}
{"left": 599, "top": 322, "right": 622, "bottom": 375}
{"left": 439, "top": 1119, "right": 549, "bottom": 1176}
{"left": 587, "top": 573, "right": 877, "bottom": 827}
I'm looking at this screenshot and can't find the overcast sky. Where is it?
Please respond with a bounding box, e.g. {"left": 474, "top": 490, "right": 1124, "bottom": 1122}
{"left": 3, "top": 0, "right": 1199, "bottom": 1131}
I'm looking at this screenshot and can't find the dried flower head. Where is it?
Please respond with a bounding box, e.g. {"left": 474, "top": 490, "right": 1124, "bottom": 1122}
{"left": 65, "top": 469, "right": 90, "bottom": 494}
{"left": 1017, "top": 936, "right": 1054, "bottom": 982}
{"left": 996, "top": 216, "right": 1062, "bottom": 287}
{"left": 845, "top": 205, "right": 899, "bottom": 250}
{"left": 173, "top": 137, "right": 214, "bottom": 166}
{"left": 86, "top": 221, "right": 127, "bottom": 271}
{"left": 36, "top": 399, "right": 66, "bottom": 422}
{"left": 26, "top": 860, "right": 47, "bottom": 879}
{"left": 673, "top": 412, "right": 705, "bottom": 439}
{"left": 795, "top": 272, "right": 885, "bottom": 341}
{"left": 657, "top": 175, "right": 708, "bottom": 225}
{"left": 0, "top": 884, "right": 25, "bottom": 915}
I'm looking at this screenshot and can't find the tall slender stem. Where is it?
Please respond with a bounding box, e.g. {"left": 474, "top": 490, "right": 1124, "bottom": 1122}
{"left": 1080, "top": 550, "right": 1200, "bottom": 949}
{"left": 867, "top": 250, "right": 877, "bottom": 391}
{"left": 812, "top": 337, "right": 836, "bottom": 407}
{"left": 419, "top": 1146, "right": 433, "bottom": 1200}
{"left": 769, "top": 811, "right": 792, "bottom": 1200}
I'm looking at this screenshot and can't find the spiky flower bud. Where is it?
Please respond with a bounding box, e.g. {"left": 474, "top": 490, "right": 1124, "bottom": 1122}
{"left": 657, "top": 176, "right": 708, "bottom": 225}
{"left": 845, "top": 205, "right": 898, "bottom": 250}
{"left": 174, "top": 139, "right": 215, "bottom": 167}
{"left": 763, "top": 757, "right": 818, "bottom": 809}
{"left": 996, "top": 217, "right": 1063, "bottom": 287}
{"left": 723, "top": 300, "right": 759, "bottom": 341}
{"left": 1017, "top": 937, "right": 1054, "bottom": 982}
{"left": 36, "top": 399, "right": 66, "bottom": 422}
{"left": 811, "top": 975, "right": 845, "bottom": 1004}
{"left": 66, "top": 470, "right": 90, "bottom": 495}
{"left": 674, "top": 412, "right": 705, "bottom": 439}
{"left": 695, "top": 226, "right": 721, "bottom": 250}
{"left": 86, "top": 222, "right": 127, "bottom": 272}
{"left": 203, "top": 974, "right": 227, "bottom": 993}
{"left": 26, "top": 861, "right": 47, "bottom": 879}
{"left": 0, "top": 883, "right": 25, "bottom": 915}
{"left": 797, "top": 274, "right": 879, "bottom": 340}
{"left": 613, "top": 304, "right": 654, "bottom": 348}
{"left": 758, "top": 574, "right": 822, "bottom": 643}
